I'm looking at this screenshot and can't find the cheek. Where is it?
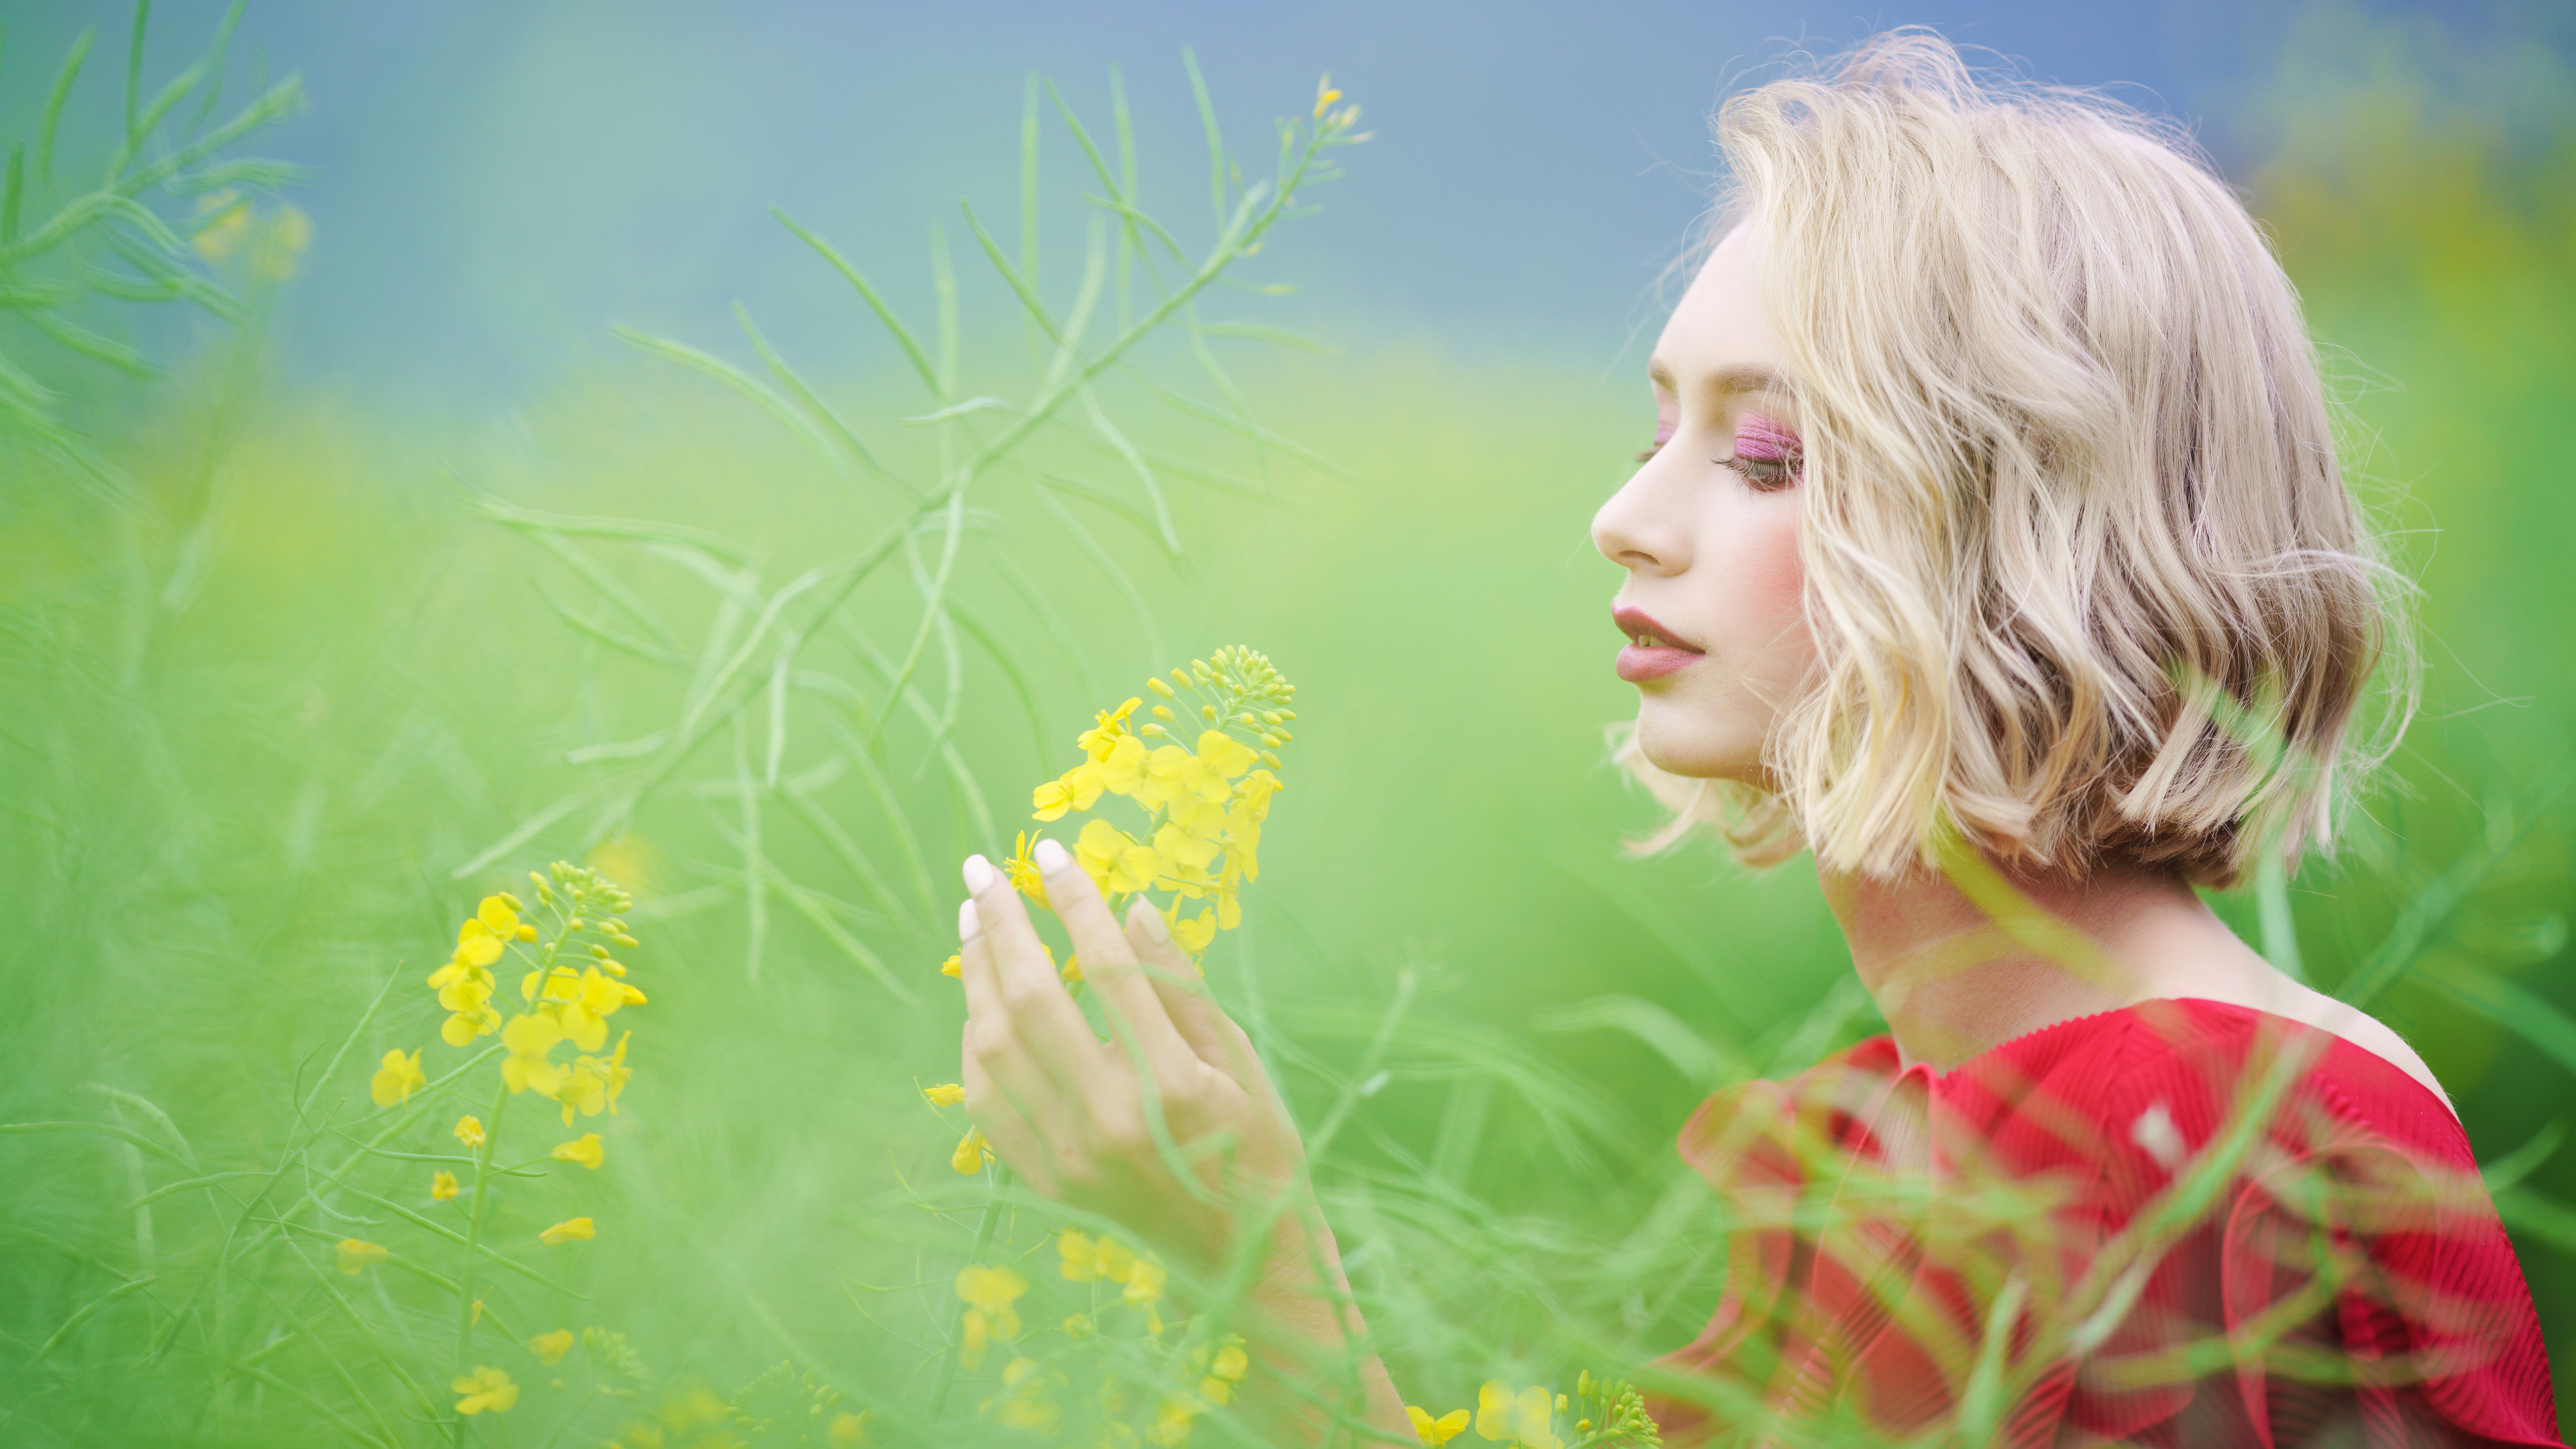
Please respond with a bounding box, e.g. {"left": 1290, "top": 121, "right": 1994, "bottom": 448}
{"left": 1726, "top": 499, "right": 1806, "bottom": 635}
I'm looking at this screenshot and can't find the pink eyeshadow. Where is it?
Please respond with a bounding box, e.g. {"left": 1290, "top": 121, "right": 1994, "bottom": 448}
{"left": 1733, "top": 412, "right": 1801, "bottom": 460}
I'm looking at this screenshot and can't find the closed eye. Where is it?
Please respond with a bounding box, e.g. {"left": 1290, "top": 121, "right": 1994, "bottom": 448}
{"left": 1717, "top": 452, "right": 1801, "bottom": 490}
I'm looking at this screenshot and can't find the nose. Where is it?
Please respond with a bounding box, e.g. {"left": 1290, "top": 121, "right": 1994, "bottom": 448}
{"left": 1592, "top": 464, "right": 1688, "bottom": 576}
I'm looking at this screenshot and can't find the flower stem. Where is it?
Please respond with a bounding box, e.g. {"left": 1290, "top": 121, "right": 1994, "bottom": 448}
{"left": 925, "top": 1162, "right": 1008, "bottom": 1419}
{"left": 450, "top": 1075, "right": 510, "bottom": 1446}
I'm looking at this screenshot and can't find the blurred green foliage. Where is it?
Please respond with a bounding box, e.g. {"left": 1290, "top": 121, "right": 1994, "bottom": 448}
{"left": 3, "top": 4, "right": 2573, "bottom": 1444}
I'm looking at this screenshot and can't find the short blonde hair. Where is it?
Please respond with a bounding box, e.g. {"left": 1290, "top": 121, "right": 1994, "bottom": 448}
{"left": 1617, "top": 30, "right": 2408, "bottom": 889}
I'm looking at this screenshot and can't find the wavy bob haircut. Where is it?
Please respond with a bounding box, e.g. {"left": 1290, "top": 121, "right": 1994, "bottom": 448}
{"left": 1616, "top": 31, "right": 2410, "bottom": 889}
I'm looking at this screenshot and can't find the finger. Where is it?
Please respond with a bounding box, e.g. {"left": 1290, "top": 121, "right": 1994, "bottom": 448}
{"left": 1031, "top": 838, "right": 1196, "bottom": 1079}
{"left": 960, "top": 1020, "right": 1056, "bottom": 1195}
{"left": 955, "top": 896, "right": 1081, "bottom": 1145}
{"left": 961, "top": 854, "right": 1098, "bottom": 1089}
{"left": 1121, "top": 897, "right": 1245, "bottom": 1072}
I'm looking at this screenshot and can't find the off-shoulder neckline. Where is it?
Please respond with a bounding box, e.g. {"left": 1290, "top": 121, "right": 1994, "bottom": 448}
{"left": 1891, "top": 996, "right": 2462, "bottom": 1125}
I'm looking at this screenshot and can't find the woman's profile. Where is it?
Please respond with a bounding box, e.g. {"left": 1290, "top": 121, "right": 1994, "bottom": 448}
{"left": 948, "top": 30, "right": 2562, "bottom": 1446}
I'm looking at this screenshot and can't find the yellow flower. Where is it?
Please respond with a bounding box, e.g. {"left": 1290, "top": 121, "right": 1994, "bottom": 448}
{"left": 1005, "top": 831, "right": 1052, "bottom": 908}
{"left": 941, "top": 953, "right": 961, "bottom": 978}
{"left": 826, "top": 1409, "right": 873, "bottom": 1447}
{"left": 921, "top": 1082, "right": 965, "bottom": 1106}
{"left": 1057, "top": 1227, "right": 1137, "bottom": 1282}
{"left": 369, "top": 1048, "right": 425, "bottom": 1107}
{"left": 1314, "top": 73, "right": 1343, "bottom": 119}
{"left": 1090, "top": 734, "right": 1152, "bottom": 796}
{"left": 500, "top": 1011, "right": 567, "bottom": 1097}
{"left": 1031, "top": 763, "right": 1107, "bottom": 821}
{"left": 953, "top": 1126, "right": 991, "bottom": 1174}
{"left": 455, "top": 1115, "right": 485, "bottom": 1148}
{"left": 1224, "top": 770, "right": 1282, "bottom": 882}
{"left": 452, "top": 1365, "right": 518, "bottom": 1415}
{"left": 557, "top": 968, "right": 643, "bottom": 1053}
{"left": 954, "top": 1263, "right": 1027, "bottom": 1368}
{"left": 1190, "top": 1330, "right": 1252, "bottom": 1402}
{"left": 1475, "top": 1381, "right": 1560, "bottom": 1449}
{"left": 1075, "top": 817, "right": 1161, "bottom": 897}
{"left": 557, "top": 1031, "right": 631, "bottom": 1125}
{"left": 984, "top": 1357, "right": 1065, "bottom": 1432}
{"left": 1165, "top": 905, "right": 1217, "bottom": 954}
{"left": 1410, "top": 1407, "right": 1472, "bottom": 1446}
{"left": 529, "top": 1328, "right": 575, "bottom": 1366}
{"left": 539, "top": 1217, "right": 595, "bottom": 1246}
{"left": 552, "top": 1133, "right": 604, "bottom": 1169}
{"left": 431, "top": 1170, "right": 459, "bottom": 1202}
{"left": 1123, "top": 1255, "right": 1166, "bottom": 1306}
{"left": 1195, "top": 729, "right": 1258, "bottom": 781}
{"left": 1078, "top": 697, "right": 1144, "bottom": 760}
{"left": 1147, "top": 1395, "right": 1201, "bottom": 1447}
{"left": 335, "top": 1238, "right": 388, "bottom": 1275}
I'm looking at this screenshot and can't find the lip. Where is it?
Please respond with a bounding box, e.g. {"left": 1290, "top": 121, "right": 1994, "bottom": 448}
{"left": 1612, "top": 604, "right": 1704, "bottom": 683}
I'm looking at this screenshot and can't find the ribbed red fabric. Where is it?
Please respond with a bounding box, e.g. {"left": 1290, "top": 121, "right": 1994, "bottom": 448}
{"left": 1647, "top": 998, "right": 2562, "bottom": 1447}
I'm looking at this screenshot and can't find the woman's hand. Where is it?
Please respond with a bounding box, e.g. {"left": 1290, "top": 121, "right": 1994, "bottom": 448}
{"left": 955, "top": 837, "right": 1306, "bottom": 1270}
{"left": 954, "top": 836, "right": 1415, "bottom": 1443}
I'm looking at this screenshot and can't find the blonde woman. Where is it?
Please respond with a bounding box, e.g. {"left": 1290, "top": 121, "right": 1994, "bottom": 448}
{"left": 952, "top": 31, "right": 2562, "bottom": 1447}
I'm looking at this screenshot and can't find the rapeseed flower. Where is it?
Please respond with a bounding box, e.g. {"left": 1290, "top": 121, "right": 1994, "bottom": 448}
{"left": 539, "top": 1216, "right": 595, "bottom": 1245}
{"left": 826, "top": 1410, "right": 873, "bottom": 1447}
{"left": 335, "top": 1238, "right": 388, "bottom": 1274}
{"left": 552, "top": 1133, "right": 604, "bottom": 1169}
{"left": 953, "top": 1126, "right": 991, "bottom": 1174}
{"left": 369, "top": 1048, "right": 425, "bottom": 1107}
{"left": 454, "top": 1115, "right": 485, "bottom": 1148}
{"left": 1075, "top": 818, "right": 1162, "bottom": 897}
{"left": 1006, "top": 830, "right": 1052, "bottom": 907}
{"left": 955, "top": 1263, "right": 1027, "bottom": 1368}
{"left": 501, "top": 1011, "right": 567, "bottom": 1097}
{"left": 1410, "top": 1407, "right": 1472, "bottom": 1446}
{"left": 921, "top": 1082, "right": 965, "bottom": 1106}
{"left": 452, "top": 1365, "right": 519, "bottom": 1415}
{"left": 529, "top": 1329, "right": 575, "bottom": 1366}
{"left": 431, "top": 1170, "right": 459, "bottom": 1202}
{"left": 1476, "top": 1381, "right": 1561, "bottom": 1449}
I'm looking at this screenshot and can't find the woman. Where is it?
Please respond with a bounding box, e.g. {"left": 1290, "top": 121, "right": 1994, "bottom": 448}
{"left": 950, "top": 31, "right": 2561, "bottom": 1447}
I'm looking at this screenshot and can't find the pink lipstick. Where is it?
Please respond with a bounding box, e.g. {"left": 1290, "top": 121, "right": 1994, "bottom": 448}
{"left": 1612, "top": 605, "right": 1703, "bottom": 682}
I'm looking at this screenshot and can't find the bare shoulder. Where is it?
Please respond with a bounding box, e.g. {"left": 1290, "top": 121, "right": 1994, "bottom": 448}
{"left": 2267, "top": 982, "right": 2457, "bottom": 1117}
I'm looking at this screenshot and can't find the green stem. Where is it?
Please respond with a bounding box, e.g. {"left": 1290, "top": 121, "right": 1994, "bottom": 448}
{"left": 450, "top": 1076, "right": 511, "bottom": 1446}
{"left": 926, "top": 1163, "right": 1008, "bottom": 1419}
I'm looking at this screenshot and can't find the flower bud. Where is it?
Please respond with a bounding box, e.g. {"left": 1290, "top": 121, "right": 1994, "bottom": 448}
{"left": 1140, "top": 722, "right": 1168, "bottom": 738}
{"left": 497, "top": 891, "right": 525, "bottom": 912}
{"left": 614, "top": 934, "right": 640, "bottom": 948}
{"left": 1199, "top": 705, "right": 1217, "bottom": 722}
{"left": 1260, "top": 733, "right": 1282, "bottom": 747}
{"left": 1261, "top": 750, "right": 1283, "bottom": 769}
{"left": 590, "top": 943, "right": 611, "bottom": 958}
{"left": 1147, "top": 676, "right": 1175, "bottom": 698}
{"left": 1262, "top": 711, "right": 1282, "bottom": 724}
{"left": 1152, "top": 704, "right": 1174, "bottom": 720}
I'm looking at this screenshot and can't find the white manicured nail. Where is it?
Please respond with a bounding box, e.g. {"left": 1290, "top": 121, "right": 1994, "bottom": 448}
{"left": 958, "top": 898, "right": 979, "bottom": 941}
{"left": 1033, "top": 837, "right": 1072, "bottom": 874}
{"left": 962, "top": 854, "right": 998, "bottom": 894}
{"left": 1132, "top": 899, "right": 1171, "bottom": 945}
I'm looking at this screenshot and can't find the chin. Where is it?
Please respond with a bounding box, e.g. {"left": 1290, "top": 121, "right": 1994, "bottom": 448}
{"left": 1633, "top": 698, "right": 1766, "bottom": 785}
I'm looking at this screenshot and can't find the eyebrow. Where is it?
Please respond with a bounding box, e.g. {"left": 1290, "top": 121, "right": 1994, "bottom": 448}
{"left": 1646, "top": 360, "right": 1791, "bottom": 399}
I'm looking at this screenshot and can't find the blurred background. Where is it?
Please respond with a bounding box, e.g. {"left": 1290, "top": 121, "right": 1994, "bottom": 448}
{"left": 3, "top": 0, "right": 2572, "bottom": 1441}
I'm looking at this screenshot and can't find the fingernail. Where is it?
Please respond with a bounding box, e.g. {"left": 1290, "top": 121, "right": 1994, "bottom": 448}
{"left": 957, "top": 898, "right": 979, "bottom": 941}
{"left": 962, "top": 854, "right": 997, "bottom": 894}
{"left": 1033, "top": 837, "right": 1072, "bottom": 874}
{"left": 1132, "top": 898, "right": 1171, "bottom": 945}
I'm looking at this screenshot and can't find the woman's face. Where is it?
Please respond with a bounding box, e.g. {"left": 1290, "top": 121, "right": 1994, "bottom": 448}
{"left": 1592, "top": 220, "right": 1816, "bottom": 784}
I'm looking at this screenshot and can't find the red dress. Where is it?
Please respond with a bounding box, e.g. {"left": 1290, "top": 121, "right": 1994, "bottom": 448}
{"left": 1647, "top": 998, "right": 2563, "bottom": 1447}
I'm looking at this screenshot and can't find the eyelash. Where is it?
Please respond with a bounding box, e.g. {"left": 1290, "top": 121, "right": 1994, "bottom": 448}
{"left": 1634, "top": 437, "right": 1803, "bottom": 490}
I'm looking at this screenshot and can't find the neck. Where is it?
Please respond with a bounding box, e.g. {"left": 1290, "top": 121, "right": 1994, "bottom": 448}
{"left": 1818, "top": 847, "right": 2266, "bottom": 1071}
